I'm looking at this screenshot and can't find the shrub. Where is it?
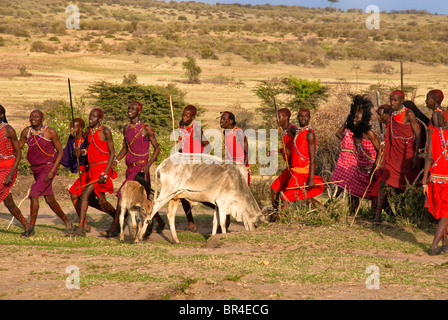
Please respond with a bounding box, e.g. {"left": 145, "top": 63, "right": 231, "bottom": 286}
{"left": 182, "top": 56, "right": 202, "bottom": 84}
{"left": 30, "top": 41, "right": 57, "bottom": 54}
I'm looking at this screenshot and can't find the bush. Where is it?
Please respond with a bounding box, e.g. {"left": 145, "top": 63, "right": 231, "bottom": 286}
{"left": 30, "top": 41, "right": 57, "bottom": 54}
{"left": 182, "top": 56, "right": 202, "bottom": 84}
{"left": 87, "top": 80, "right": 188, "bottom": 135}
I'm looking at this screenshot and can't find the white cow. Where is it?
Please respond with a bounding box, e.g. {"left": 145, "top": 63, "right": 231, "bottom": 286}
{"left": 137, "top": 153, "right": 263, "bottom": 243}
{"left": 119, "top": 181, "right": 153, "bottom": 243}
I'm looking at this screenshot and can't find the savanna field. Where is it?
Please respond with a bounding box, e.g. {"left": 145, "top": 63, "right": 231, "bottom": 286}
{"left": 1, "top": 0, "right": 448, "bottom": 301}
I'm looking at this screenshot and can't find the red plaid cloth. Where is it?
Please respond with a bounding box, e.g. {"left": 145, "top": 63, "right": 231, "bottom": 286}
{"left": 331, "top": 129, "right": 357, "bottom": 190}
{"left": 349, "top": 138, "right": 377, "bottom": 199}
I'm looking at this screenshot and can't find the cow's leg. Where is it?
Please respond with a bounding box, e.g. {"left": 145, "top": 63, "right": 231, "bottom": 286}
{"left": 167, "top": 198, "right": 180, "bottom": 244}
{"left": 127, "top": 209, "right": 137, "bottom": 244}
{"left": 213, "top": 202, "right": 227, "bottom": 236}
{"left": 119, "top": 205, "right": 127, "bottom": 243}
{"left": 134, "top": 211, "right": 143, "bottom": 244}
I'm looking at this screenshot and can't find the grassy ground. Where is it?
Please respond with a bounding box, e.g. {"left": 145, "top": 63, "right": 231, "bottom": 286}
{"left": 1, "top": 202, "right": 447, "bottom": 300}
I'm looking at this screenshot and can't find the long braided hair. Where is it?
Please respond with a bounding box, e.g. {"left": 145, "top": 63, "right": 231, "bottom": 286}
{"left": 0, "top": 104, "right": 8, "bottom": 123}
{"left": 345, "top": 94, "right": 373, "bottom": 139}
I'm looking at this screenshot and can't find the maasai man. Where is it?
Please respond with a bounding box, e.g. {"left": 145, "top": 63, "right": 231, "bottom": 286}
{"left": 426, "top": 89, "right": 444, "bottom": 130}
{"left": 269, "top": 108, "right": 298, "bottom": 209}
{"left": 373, "top": 90, "right": 421, "bottom": 224}
{"left": 220, "top": 111, "right": 250, "bottom": 185}
{"left": 18, "top": 110, "right": 73, "bottom": 236}
{"left": 0, "top": 105, "right": 31, "bottom": 237}
{"left": 105, "top": 101, "right": 165, "bottom": 237}
{"left": 370, "top": 104, "right": 393, "bottom": 215}
{"left": 345, "top": 95, "right": 381, "bottom": 213}
{"left": 279, "top": 108, "right": 325, "bottom": 210}
{"left": 61, "top": 118, "right": 113, "bottom": 232}
{"left": 73, "top": 108, "right": 116, "bottom": 236}
{"left": 61, "top": 118, "right": 89, "bottom": 228}
{"left": 178, "top": 105, "right": 210, "bottom": 232}
{"left": 422, "top": 110, "right": 448, "bottom": 255}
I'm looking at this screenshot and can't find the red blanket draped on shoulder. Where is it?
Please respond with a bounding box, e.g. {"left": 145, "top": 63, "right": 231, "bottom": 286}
{"left": 281, "top": 128, "right": 324, "bottom": 202}
{"left": 426, "top": 128, "right": 448, "bottom": 219}
{"left": 381, "top": 109, "right": 420, "bottom": 190}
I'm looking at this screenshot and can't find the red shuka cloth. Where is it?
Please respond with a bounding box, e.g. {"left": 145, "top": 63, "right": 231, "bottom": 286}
{"left": 381, "top": 110, "right": 420, "bottom": 190}
{"left": 87, "top": 126, "right": 115, "bottom": 196}
{"left": 280, "top": 128, "right": 324, "bottom": 202}
{"left": 0, "top": 124, "right": 17, "bottom": 202}
{"left": 426, "top": 128, "right": 448, "bottom": 219}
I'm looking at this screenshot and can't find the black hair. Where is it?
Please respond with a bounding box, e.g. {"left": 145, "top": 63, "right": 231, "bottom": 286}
{"left": 346, "top": 94, "right": 373, "bottom": 139}
{"left": 403, "top": 100, "right": 430, "bottom": 127}
{"left": 0, "top": 104, "right": 7, "bottom": 123}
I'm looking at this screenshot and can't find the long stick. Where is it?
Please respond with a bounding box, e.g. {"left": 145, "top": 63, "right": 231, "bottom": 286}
{"left": 400, "top": 61, "right": 404, "bottom": 92}
{"left": 350, "top": 149, "right": 384, "bottom": 227}
{"left": 169, "top": 95, "right": 177, "bottom": 152}
{"left": 376, "top": 91, "right": 384, "bottom": 141}
{"left": 7, "top": 186, "right": 31, "bottom": 231}
{"left": 273, "top": 98, "right": 290, "bottom": 174}
{"left": 75, "top": 179, "right": 99, "bottom": 189}
{"left": 285, "top": 180, "right": 344, "bottom": 190}
{"left": 68, "top": 78, "right": 82, "bottom": 197}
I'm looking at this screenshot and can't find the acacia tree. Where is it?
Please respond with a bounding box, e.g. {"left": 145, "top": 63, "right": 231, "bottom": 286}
{"left": 254, "top": 76, "right": 329, "bottom": 128}
{"left": 182, "top": 55, "right": 202, "bottom": 84}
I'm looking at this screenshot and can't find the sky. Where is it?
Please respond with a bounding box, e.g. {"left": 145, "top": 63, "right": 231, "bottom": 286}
{"left": 180, "top": 0, "right": 448, "bottom": 15}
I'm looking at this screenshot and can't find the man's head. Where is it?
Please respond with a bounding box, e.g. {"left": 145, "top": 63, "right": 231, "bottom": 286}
{"left": 390, "top": 90, "right": 405, "bottom": 111}
{"left": 426, "top": 90, "right": 444, "bottom": 109}
{"left": 297, "top": 108, "right": 311, "bottom": 127}
{"left": 181, "top": 105, "right": 197, "bottom": 127}
{"left": 29, "top": 110, "right": 44, "bottom": 128}
{"left": 70, "top": 118, "right": 85, "bottom": 137}
{"left": 89, "top": 108, "right": 104, "bottom": 127}
{"left": 376, "top": 104, "right": 392, "bottom": 125}
{"left": 277, "top": 108, "right": 291, "bottom": 127}
{"left": 128, "top": 101, "right": 143, "bottom": 119}
{"left": 220, "top": 111, "right": 236, "bottom": 129}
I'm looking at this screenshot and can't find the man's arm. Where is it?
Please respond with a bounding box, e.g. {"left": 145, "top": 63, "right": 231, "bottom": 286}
{"left": 99, "top": 127, "right": 115, "bottom": 184}
{"left": 113, "top": 126, "right": 128, "bottom": 168}
{"left": 422, "top": 130, "right": 433, "bottom": 196}
{"left": 307, "top": 130, "right": 316, "bottom": 188}
{"left": 3, "top": 126, "right": 22, "bottom": 185}
{"left": 46, "top": 127, "right": 64, "bottom": 181}
{"left": 142, "top": 124, "right": 160, "bottom": 174}
{"left": 407, "top": 110, "right": 421, "bottom": 168}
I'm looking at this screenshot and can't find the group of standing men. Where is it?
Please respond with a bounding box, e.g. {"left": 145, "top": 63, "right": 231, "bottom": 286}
{"left": 1, "top": 89, "right": 448, "bottom": 254}
{"left": 327, "top": 89, "right": 448, "bottom": 255}
{"left": 0, "top": 101, "right": 252, "bottom": 238}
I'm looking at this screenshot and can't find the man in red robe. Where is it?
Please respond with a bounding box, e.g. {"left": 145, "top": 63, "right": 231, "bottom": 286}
{"left": 269, "top": 108, "right": 298, "bottom": 209}
{"left": 178, "top": 105, "right": 210, "bottom": 232}
{"left": 220, "top": 111, "right": 250, "bottom": 185}
{"left": 422, "top": 110, "right": 448, "bottom": 255}
{"left": 104, "top": 101, "right": 165, "bottom": 237}
{"left": 0, "top": 105, "right": 31, "bottom": 237}
{"left": 18, "top": 110, "right": 73, "bottom": 236}
{"left": 73, "top": 108, "right": 116, "bottom": 236}
{"left": 277, "top": 108, "right": 325, "bottom": 210}
{"left": 373, "top": 90, "right": 421, "bottom": 224}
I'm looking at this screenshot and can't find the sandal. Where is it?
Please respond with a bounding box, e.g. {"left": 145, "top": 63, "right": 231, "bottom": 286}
{"left": 99, "top": 230, "right": 119, "bottom": 238}
{"left": 428, "top": 247, "right": 441, "bottom": 256}
{"left": 20, "top": 228, "right": 35, "bottom": 238}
